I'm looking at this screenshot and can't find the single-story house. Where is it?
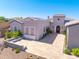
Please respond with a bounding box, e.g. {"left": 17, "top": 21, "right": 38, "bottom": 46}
{"left": 65, "top": 20, "right": 79, "bottom": 49}
{"left": 0, "top": 21, "right": 10, "bottom": 37}
{"left": 10, "top": 17, "right": 50, "bottom": 40}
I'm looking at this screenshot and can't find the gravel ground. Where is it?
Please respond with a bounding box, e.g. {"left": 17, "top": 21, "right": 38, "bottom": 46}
{"left": 0, "top": 47, "right": 46, "bottom": 59}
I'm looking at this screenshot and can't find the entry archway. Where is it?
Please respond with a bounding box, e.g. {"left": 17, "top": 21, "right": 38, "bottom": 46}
{"left": 56, "top": 26, "right": 60, "bottom": 33}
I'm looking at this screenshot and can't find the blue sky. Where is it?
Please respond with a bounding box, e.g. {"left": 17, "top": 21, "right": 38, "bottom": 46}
{"left": 0, "top": 0, "right": 79, "bottom": 19}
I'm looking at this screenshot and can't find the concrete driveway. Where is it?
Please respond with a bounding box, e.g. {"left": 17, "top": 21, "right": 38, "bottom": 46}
{"left": 13, "top": 34, "right": 65, "bottom": 59}
{"left": 39, "top": 33, "right": 57, "bottom": 44}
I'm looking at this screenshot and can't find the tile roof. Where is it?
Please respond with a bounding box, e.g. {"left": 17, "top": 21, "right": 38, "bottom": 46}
{"left": 11, "top": 17, "right": 47, "bottom": 26}
{"left": 24, "top": 19, "right": 48, "bottom": 26}
{"left": 65, "top": 20, "right": 79, "bottom": 27}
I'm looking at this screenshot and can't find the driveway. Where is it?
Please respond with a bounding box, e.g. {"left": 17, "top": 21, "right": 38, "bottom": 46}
{"left": 12, "top": 34, "right": 65, "bottom": 59}
{"left": 39, "top": 33, "right": 57, "bottom": 44}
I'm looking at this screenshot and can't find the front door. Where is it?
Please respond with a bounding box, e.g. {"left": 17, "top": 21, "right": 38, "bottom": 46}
{"left": 56, "top": 26, "right": 60, "bottom": 33}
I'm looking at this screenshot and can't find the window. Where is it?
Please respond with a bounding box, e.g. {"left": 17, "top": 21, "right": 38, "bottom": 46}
{"left": 29, "top": 28, "right": 34, "bottom": 35}
{"left": 26, "top": 28, "right": 29, "bottom": 34}
{"left": 44, "top": 27, "right": 46, "bottom": 32}
{"left": 14, "top": 27, "right": 17, "bottom": 31}
{"left": 25, "top": 27, "right": 34, "bottom": 35}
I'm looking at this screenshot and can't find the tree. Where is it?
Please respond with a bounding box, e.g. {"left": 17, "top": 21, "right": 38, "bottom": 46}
{"left": 0, "top": 16, "right": 5, "bottom": 22}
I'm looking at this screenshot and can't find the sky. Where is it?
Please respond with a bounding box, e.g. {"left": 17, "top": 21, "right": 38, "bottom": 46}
{"left": 0, "top": 0, "right": 79, "bottom": 19}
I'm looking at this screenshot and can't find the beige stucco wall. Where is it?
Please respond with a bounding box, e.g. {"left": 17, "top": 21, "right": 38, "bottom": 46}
{"left": 10, "top": 20, "right": 50, "bottom": 40}
{"left": 23, "top": 26, "right": 36, "bottom": 40}
{"left": 35, "top": 20, "right": 50, "bottom": 40}
{"left": 23, "top": 20, "right": 49, "bottom": 40}
{"left": 67, "top": 25, "right": 79, "bottom": 49}
{"left": 10, "top": 21, "right": 23, "bottom": 32}
{"left": 53, "top": 16, "right": 65, "bottom": 33}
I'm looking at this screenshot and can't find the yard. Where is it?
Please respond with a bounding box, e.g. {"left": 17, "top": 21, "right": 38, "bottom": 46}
{"left": 0, "top": 47, "right": 46, "bottom": 59}
{"left": 6, "top": 33, "right": 65, "bottom": 59}
{"left": 0, "top": 34, "right": 65, "bottom": 59}
{"left": 0, "top": 34, "right": 79, "bottom": 59}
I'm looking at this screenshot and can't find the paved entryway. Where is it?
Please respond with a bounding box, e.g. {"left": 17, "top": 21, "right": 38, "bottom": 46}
{"left": 52, "top": 34, "right": 65, "bottom": 53}
{"left": 12, "top": 34, "right": 65, "bottom": 59}
{"left": 39, "top": 33, "right": 57, "bottom": 44}
{"left": 26, "top": 34, "right": 65, "bottom": 59}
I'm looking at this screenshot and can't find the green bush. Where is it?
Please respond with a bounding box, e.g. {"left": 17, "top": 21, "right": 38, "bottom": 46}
{"left": 18, "top": 30, "right": 22, "bottom": 36}
{"left": 63, "top": 30, "right": 66, "bottom": 35}
{"left": 15, "top": 48, "right": 20, "bottom": 53}
{"left": 0, "top": 16, "right": 5, "bottom": 22}
{"left": 5, "top": 30, "right": 22, "bottom": 38}
{"left": 46, "top": 27, "right": 52, "bottom": 34}
{"left": 12, "top": 31, "right": 19, "bottom": 38}
{"left": 5, "top": 31, "right": 12, "bottom": 38}
{"left": 64, "top": 48, "right": 70, "bottom": 55}
{"left": 71, "top": 48, "right": 79, "bottom": 56}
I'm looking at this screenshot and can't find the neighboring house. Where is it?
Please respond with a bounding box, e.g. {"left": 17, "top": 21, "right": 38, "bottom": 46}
{"left": 65, "top": 20, "right": 79, "bottom": 49}
{"left": 10, "top": 17, "right": 49, "bottom": 40}
{"left": 0, "top": 21, "right": 10, "bottom": 37}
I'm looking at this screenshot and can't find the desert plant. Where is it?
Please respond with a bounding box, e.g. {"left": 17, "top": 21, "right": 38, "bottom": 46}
{"left": 18, "top": 30, "right": 22, "bottom": 36}
{"left": 12, "top": 48, "right": 15, "bottom": 51}
{"left": 15, "top": 48, "right": 20, "bottom": 53}
{"left": 71, "top": 48, "right": 79, "bottom": 56}
{"left": 5, "top": 31, "right": 12, "bottom": 38}
{"left": 28, "top": 55, "right": 33, "bottom": 59}
{"left": 63, "top": 30, "right": 66, "bottom": 35}
{"left": 46, "top": 27, "right": 52, "bottom": 34}
{"left": 5, "top": 30, "right": 22, "bottom": 39}
{"left": 64, "top": 48, "right": 70, "bottom": 55}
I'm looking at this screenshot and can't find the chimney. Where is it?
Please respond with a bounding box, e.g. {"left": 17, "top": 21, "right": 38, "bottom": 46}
{"left": 48, "top": 16, "right": 50, "bottom": 19}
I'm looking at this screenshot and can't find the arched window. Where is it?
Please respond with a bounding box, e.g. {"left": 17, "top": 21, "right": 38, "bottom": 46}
{"left": 56, "top": 26, "right": 60, "bottom": 33}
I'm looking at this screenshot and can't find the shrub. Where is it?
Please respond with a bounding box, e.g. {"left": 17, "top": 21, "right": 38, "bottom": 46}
{"left": 28, "top": 55, "right": 33, "bottom": 59}
{"left": 12, "top": 31, "right": 19, "bottom": 38}
{"left": 64, "top": 48, "right": 70, "bottom": 55}
{"left": 18, "top": 30, "right": 22, "bottom": 36}
{"left": 46, "top": 27, "right": 52, "bottom": 34}
{"left": 12, "top": 48, "right": 15, "bottom": 51}
{"left": 5, "top": 30, "right": 22, "bottom": 39}
{"left": 15, "top": 48, "right": 20, "bottom": 53}
{"left": 71, "top": 48, "right": 79, "bottom": 56}
{"left": 5, "top": 31, "right": 12, "bottom": 38}
{"left": 63, "top": 30, "right": 66, "bottom": 35}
